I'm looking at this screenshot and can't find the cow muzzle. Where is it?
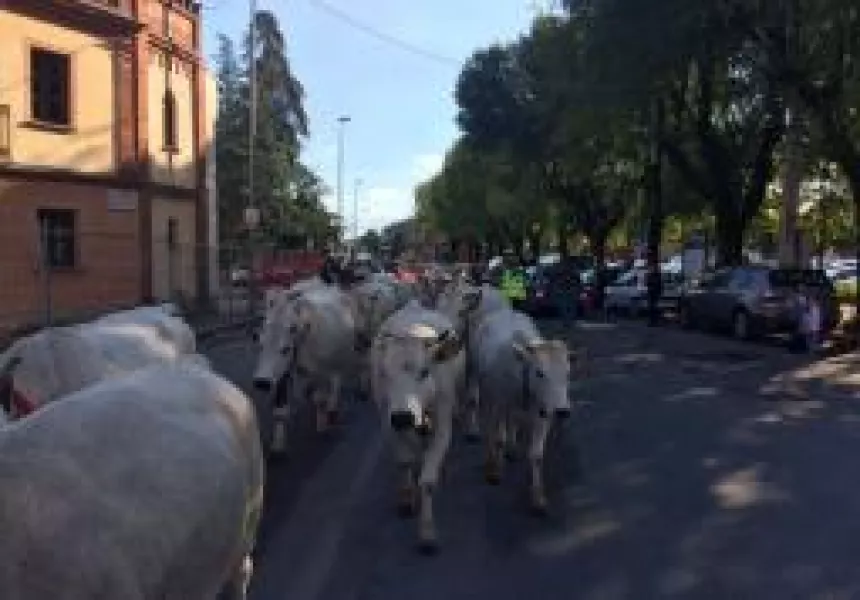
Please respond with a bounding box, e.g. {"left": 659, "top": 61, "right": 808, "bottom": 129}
{"left": 253, "top": 378, "right": 274, "bottom": 392}
{"left": 390, "top": 411, "right": 416, "bottom": 432}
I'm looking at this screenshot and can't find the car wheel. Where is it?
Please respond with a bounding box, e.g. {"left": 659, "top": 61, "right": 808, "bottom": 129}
{"left": 732, "top": 309, "right": 751, "bottom": 341}
{"left": 679, "top": 303, "right": 694, "bottom": 329}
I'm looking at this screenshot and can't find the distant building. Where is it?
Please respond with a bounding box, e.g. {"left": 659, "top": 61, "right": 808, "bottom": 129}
{"left": 0, "top": 0, "right": 216, "bottom": 334}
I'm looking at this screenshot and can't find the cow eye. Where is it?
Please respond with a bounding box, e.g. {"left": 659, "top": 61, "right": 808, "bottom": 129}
{"left": 281, "top": 346, "right": 291, "bottom": 356}
{"left": 536, "top": 369, "right": 546, "bottom": 379}
{"left": 419, "top": 368, "right": 430, "bottom": 380}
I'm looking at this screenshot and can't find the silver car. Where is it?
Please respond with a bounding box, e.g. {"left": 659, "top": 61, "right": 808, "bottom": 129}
{"left": 678, "top": 266, "right": 837, "bottom": 340}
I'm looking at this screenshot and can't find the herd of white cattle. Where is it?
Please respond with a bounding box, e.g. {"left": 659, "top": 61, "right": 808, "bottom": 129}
{"left": 0, "top": 271, "right": 582, "bottom": 599}
{"left": 253, "top": 272, "right": 581, "bottom": 552}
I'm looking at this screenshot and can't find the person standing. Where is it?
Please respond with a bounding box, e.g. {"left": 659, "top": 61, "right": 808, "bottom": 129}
{"left": 802, "top": 287, "right": 823, "bottom": 353}
{"left": 554, "top": 258, "right": 581, "bottom": 328}
{"left": 319, "top": 250, "right": 340, "bottom": 285}
{"left": 500, "top": 254, "right": 527, "bottom": 309}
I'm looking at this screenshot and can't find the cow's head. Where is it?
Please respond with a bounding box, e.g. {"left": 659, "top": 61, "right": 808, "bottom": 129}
{"left": 512, "top": 338, "right": 571, "bottom": 420}
{"left": 252, "top": 301, "right": 310, "bottom": 392}
{"left": 378, "top": 327, "right": 463, "bottom": 433}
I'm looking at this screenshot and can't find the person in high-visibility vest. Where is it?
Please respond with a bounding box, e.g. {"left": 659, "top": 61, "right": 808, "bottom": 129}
{"left": 499, "top": 255, "right": 527, "bottom": 307}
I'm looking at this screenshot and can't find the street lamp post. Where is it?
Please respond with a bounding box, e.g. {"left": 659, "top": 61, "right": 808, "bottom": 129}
{"left": 336, "top": 115, "right": 351, "bottom": 253}
{"left": 353, "top": 178, "right": 363, "bottom": 255}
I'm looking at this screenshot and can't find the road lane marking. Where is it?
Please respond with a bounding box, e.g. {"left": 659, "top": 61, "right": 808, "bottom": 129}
{"left": 278, "top": 429, "right": 385, "bottom": 600}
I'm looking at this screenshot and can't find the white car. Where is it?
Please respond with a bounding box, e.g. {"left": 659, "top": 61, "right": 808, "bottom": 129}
{"left": 605, "top": 269, "right": 648, "bottom": 315}
{"left": 605, "top": 269, "right": 685, "bottom": 316}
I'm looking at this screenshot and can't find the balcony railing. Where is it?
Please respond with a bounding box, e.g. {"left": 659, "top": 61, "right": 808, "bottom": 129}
{"left": 0, "top": 105, "right": 10, "bottom": 161}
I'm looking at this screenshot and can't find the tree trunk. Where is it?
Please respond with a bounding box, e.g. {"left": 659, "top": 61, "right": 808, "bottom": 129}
{"left": 513, "top": 235, "right": 526, "bottom": 264}
{"left": 528, "top": 229, "right": 542, "bottom": 262}
{"left": 557, "top": 221, "right": 569, "bottom": 259}
{"left": 715, "top": 203, "right": 744, "bottom": 267}
{"left": 845, "top": 164, "right": 860, "bottom": 339}
{"left": 646, "top": 98, "right": 665, "bottom": 326}
{"left": 590, "top": 231, "right": 608, "bottom": 310}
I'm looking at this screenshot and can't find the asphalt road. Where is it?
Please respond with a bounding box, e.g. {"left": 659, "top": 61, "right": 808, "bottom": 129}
{"left": 203, "top": 320, "right": 860, "bottom": 600}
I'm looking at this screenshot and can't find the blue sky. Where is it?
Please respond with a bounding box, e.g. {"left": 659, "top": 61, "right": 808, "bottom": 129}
{"left": 203, "top": 0, "right": 546, "bottom": 234}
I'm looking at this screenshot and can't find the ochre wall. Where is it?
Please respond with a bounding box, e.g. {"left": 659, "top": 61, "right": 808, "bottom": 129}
{"left": 0, "top": 178, "right": 140, "bottom": 335}
{"left": 0, "top": 12, "right": 115, "bottom": 173}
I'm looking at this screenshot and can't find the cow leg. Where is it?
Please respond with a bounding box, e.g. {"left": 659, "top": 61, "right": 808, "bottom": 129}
{"left": 393, "top": 430, "right": 419, "bottom": 517}
{"left": 270, "top": 376, "right": 293, "bottom": 454}
{"left": 484, "top": 412, "right": 506, "bottom": 485}
{"left": 464, "top": 381, "right": 481, "bottom": 442}
{"left": 326, "top": 373, "right": 342, "bottom": 425}
{"left": 221, "top": 555, "right": 253, "bottom": 600}
{"left": 528, "top": 414, "right": 553, "bottom": 516}
{"left": 313, "top": 378, "right": 331, "bottom": 433}
{"left": 271, "top": 405, "right": 290, "bottom": 454}
{"left": 416, "top": 404, "right": 453, "bottom": 553}
{"left": 505, "top": 410, "right": 522, "bottom": 461}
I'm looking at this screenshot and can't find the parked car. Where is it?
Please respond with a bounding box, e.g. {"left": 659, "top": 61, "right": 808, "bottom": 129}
{"left": 523, "top": 264, "right": 559, "bottom": 316}
{"left": 678, "top": 266, "right": 838, "bottom": 340}
{"left": 578, "top": 266, "right": 625, "bottom": 312}
{"left": 604, "top": 269, "right": 684, "bottom": 316}
{"left": 522, "top": 259, "right": 591, "bottom": 317}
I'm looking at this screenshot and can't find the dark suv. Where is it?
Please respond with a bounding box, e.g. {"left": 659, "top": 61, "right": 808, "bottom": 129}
{"left": 678, "top": 266, "right": 838, "bottom": 340}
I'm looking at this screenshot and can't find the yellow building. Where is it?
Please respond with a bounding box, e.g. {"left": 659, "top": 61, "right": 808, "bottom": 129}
{"left": 0, "top": 0, "right": 215, "bottom": 336}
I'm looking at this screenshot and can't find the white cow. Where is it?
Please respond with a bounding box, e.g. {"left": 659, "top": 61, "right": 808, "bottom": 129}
{"left": 472, "top": 308, "right": 572, "bottom": 514}
{"left": 253, "top": 285, "right": 357, "bottom": 451}
{"left": 437, "top": 283, "right": 509, "bottom": 439}
{"left": 0, "top": 319, "right": 206, "bottom": 419}
{"left": 98, "top": 306, "right": 197, "bottom": 355}
{"left": 0, "top": 360, "right": 264, "bottom": 600}
{"left": 258, "top": 277, "right": 328, "bottom": 338}
{"left": 349, "top": 279, "right": 401, "bottom": 399}
{"left": 370, "top": 301, "right": 465, "bottom": 552}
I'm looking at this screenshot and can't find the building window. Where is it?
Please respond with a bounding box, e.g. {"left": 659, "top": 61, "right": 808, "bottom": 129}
{"left": 163, "top": 90, "right": 177, "bottom": 149}
{"left": 30, "top": 48, "right": 71, "bottom": 127}
{"left": 0, "top": 104, "right": 10, "bottom": 159}
{"left": 37, "top": 209, "right": 77, "bottom": 269}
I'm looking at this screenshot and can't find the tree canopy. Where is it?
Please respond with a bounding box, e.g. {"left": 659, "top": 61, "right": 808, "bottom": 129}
{"left": 417, "top": 0, "right": 860, "bottom": 267}
{"left": 215, "top": 11, "right": 334, "bottom": 251}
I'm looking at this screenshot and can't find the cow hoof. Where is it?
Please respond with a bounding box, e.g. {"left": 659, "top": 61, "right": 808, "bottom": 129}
{"left": 504, "top": 446, "right": 521, "bottom": 461}
{"left": 484, "top": 462, "right": 501, "bottom": 486}
{"left": 417, "top": 528, "right": 439, "bottom": 555}
{"left": 315, "top": 411, "right": 329, "bottom": 433}
{"left": 396, "top": 488, "right": 417, "bottom": 518}
{"left": 417, "top": 537, "right": 439, "bottom": 555}
{"left": 530, "top": 490, "right": 549, "bottom": 517}
{"left": 271, "top": 422, "right": 287, "bottom": 454}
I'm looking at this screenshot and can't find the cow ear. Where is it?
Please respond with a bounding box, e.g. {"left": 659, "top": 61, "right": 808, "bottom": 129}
{"left": 432, "top": 330, "right": 461, "bottom": 363}
{"left": 512, "top": 342, "right": 531, "bottom": 361}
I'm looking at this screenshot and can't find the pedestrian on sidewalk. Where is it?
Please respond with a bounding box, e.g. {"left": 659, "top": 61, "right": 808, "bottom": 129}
{"left": 788, "top": 284, "right": 813, "bottom": 353}
{"left": 802, "top": 287, "right": 823, "bottom": 354}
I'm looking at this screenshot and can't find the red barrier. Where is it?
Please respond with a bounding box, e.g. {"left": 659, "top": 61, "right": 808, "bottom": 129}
{"left": 253, "top": 250, "right": 324, "bottom": 289}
